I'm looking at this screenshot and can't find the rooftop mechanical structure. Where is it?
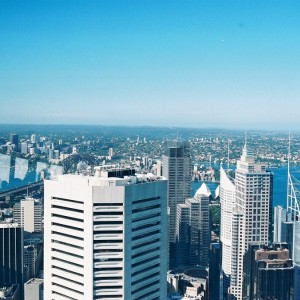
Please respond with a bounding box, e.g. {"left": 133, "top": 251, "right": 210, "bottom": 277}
{"left": 62, "top": 154, "right": 102, "bottom": 174}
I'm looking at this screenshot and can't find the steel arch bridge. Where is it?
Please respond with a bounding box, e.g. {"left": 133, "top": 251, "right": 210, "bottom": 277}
{"left": 62, "top": 154, "right": 102, "bottom": 174}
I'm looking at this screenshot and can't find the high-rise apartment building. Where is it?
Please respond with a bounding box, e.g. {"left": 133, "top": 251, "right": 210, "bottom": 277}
{"left": 13, "top": 198, "right": 42, "bottom": 233}
{"left": 162, "top": 141, "right": 191, "bottom": 268}
{"left": 44, "top": 167, "right": 167, "bottom": 300}
{"left": 220, "top": 144, "right": 273, "bottom": 300}
{"left": 0, "top": 222, "right": 24, "bottom": 299}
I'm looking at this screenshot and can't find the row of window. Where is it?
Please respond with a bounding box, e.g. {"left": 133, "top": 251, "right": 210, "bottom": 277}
{"left": 52, "top": 213, "right": 83, "bottom": 223}
{"left": 52, "top": 281, "right": 83, "bottom": 295}
{"left": 52, "top": 222, "right": 83, "bottom": 232}
{"left": 52, "top": 204, "right": 83, "bottom": 214}
{"left": 52, "top": 196, "right": 83, "bottom": 205}
{"left": 52, "top": 230, "right": 83, "bottom": 241}
{"left": 51, "top": 238, "right": 83, "bottom": 249}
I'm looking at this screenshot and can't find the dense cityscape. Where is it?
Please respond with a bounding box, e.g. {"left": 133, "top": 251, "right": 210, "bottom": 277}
{"left": 2, "top": 1, "right": 300, "bottom": 299}
{"left": 0, "top": 125, "right": 299, "bottom": 299}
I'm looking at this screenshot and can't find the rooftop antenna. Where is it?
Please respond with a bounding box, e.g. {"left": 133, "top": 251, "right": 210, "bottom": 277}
{"left": 287, "top": 130, "right": 291, "bottom": 210}
{"left": 227, "top": 139, "right": 230, "bottom": 170}
{"left": 286, "top": 130, "right": 300, "bottom": 220}
{"left": 288, "top": 130, "right": 291, "bottom": 176}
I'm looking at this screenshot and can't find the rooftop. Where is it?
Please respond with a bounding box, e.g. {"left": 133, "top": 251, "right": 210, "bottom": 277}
{"left": 0, "top": 284, "right": 18, "bottom": 298}
{"left": 195, "top": 182, "right": 211, "bottom": 197}
{"left": 48, "top": 166, "right": 166, "bottom": 187}
{"left": 0, "top": 220, "right": 20, "bottom": 228}
{"left": 25, "top": 278, "right": 43, "bottom": 286}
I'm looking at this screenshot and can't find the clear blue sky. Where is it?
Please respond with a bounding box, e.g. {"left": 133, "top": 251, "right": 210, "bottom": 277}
{"left": 1, "top": 1, "right": 300, "bottom": 129}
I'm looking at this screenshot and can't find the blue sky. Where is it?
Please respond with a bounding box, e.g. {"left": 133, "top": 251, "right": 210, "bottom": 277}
{"left": 1, "top": 1, "right": 300, "bottom": 129}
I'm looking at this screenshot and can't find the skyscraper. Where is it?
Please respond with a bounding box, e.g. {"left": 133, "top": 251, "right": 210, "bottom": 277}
{"left": 243, "top": 243, "right": 294, "bottom": 300}
{"left": 189, "top": 184, "right": 210, "bottom": 267}
{"left": 24, "top": 278, "right": 44, "bottom": 300}
{"left": 30, "top": 134, "right": 37, "bottom": 144}
{"left": 175, "top": 183, "right": 210, "bottom": 268}
{"left": 208, "top": 243, "right": 221, "bottom": 300}
{"left": 220, "top": 165, "right": 235, "bottom": 296}
{"left": 24, "top": 244, "right": 42, "bottom": 281}
{"left": 9, "top": 133, "right": 19, "bottom": 151}
{"left": 44, "top": 167, "right": 168, "bottom": 300}
{"left": 220, "top": 144, "right": 273, "bottom": 300}
{"left": 13, "top": 198, "right": 42, "bottom": 233}
{"left": 273, "top": 205, "right": 288, "bottom": 243}
{"left": 162, "top": 141, "right": 191, "bottom": 268}
{"left": 0, "top": 222, "right": 24, "bottom": 299}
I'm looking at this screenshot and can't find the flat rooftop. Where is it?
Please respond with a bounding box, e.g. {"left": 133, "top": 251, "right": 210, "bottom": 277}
{"left": 49, "top": 167, "right": 166, "bottom": 187}
{"left": 25, "top": 278, "right": 43, "bottom": 285}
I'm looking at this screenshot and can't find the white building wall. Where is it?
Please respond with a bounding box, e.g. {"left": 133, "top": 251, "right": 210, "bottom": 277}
{"left": 220, "top": 166, "right": 235, "bottom": 277}
{"left": 14, "top": 198, "right": 42, "bottom": 233}
{"left": 228, "top": 145, "right": 272, "bottom": 300}
{"left": 44, "top": 173, "right": 167, "bottom": 300}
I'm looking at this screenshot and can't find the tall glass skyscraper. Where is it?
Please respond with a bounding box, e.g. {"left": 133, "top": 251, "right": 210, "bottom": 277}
{"left": 162, "top": 141, "right": 191, "bottom": 269}
{"left": 175, "top": 184, "right": 210, "bottom": 268}
{"left": 0, "top": 222, "right": 24, "bottom": 297}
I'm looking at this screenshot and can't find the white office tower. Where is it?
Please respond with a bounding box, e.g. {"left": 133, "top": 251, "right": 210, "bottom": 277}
{"left": 44, "top": 168, "right": 168, "bottom": 300}
{"left": 54, "top": 150, "right": 60, "bottom": 160}
{"left": 162, "top": 141, "right": 191, "bottom": 269}
{"left": 21, "top": 142, "right": 28, "bottom": 154}
{"left": 31, "top": 134, "right": 37, "bottom": 144}
{"left": 24, "top": 278, "right": 44, "bottom": 300}
{"left": 220, "top": 145, "right": 272, "bottom": 299}
{"left": 108, "top": 147, "right": 114, "bottom": 157}
{"left": 155, "top": 160, "right": 162, "bottom": 177}
{"left": 219, "top": 166, "right": 235, "bottom": 292}
{"left": 273, "top": 206, "right": 288, "bottom": 243}
{"left": 13, "top": 198, "right": 42, "bottom": 233}
{"left": 226, "top": 144, "right": 273, "bottom": 300}
{"left": 235, "top": 144, "right": 272, "bottom": 248}
{"left": 228, "top": 210, "right": 244, "bottom": 299}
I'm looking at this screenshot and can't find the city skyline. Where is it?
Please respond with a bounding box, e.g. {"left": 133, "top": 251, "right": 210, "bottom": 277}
{"left": 1, "top": 1, "right": 300, "bottom": 129}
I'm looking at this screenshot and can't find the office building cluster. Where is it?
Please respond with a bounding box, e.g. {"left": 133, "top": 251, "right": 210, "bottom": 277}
{"left": 219, "top": 143, "right": 298, "bottom": 300}
{"left": 1, "top": 133, "right": 300, "bottom": 300}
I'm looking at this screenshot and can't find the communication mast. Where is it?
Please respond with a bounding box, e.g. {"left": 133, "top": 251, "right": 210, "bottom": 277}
{"left": 286, "top": 131, "right": 300, "bottom": 220}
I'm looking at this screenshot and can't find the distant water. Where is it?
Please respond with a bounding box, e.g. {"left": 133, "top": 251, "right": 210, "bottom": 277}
{"left": 192, "top": 165, "right": 300, "bottom": 208}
